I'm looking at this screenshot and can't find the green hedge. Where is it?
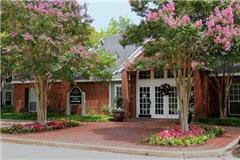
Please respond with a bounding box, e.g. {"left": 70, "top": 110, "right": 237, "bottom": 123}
{"left": 196, "top": 118, "right": 240, "bottom": 127}
{"left": 1, "top": 107, "right": 112, "bottom": 122}
{"left": 145, "top": 126, "right": 224, "bottom": 146}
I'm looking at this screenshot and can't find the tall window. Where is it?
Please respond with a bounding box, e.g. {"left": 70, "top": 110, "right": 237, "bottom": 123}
{"left": 229, "top": 84, "right": 240, "bottom": 115}
{"left": 29, "top": 88, "right": 37, "bottom": 112}
{"left": 115, "top": 85, "right": 122, "bottom": 98}
{"left": 5, "top": 90, "right": 12, "bottom": 106}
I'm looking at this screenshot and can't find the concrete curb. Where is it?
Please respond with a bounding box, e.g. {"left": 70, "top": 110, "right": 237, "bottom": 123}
{"left": 1, "top": 136, "right": 239, "bottom": 158}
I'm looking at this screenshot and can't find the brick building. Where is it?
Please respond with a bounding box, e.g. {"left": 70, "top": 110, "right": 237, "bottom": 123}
{"left": 9, "top": 34, "right": 240, "bottom": 119}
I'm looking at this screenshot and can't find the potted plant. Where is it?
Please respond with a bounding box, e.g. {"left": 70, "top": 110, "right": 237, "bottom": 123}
{"left": 112, "top": 97, "right": 124, "bottom": 122}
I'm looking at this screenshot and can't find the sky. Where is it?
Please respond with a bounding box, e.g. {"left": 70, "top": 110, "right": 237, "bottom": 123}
{"left": 78, "top": 0, "right": 141, "bottom": 30}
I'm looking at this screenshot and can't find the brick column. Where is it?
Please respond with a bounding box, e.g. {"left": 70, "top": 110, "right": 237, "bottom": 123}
{"left": 129, "top": 72, "right": 137, "bottom": 118}
{"left": 194, "top": 71, "right": 209, "bottom": 119}
{"left": 122, "top": 70, "right": 130, "bottom": 121}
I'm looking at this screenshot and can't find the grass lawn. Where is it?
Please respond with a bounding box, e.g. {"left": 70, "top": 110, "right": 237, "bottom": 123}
{"left": 195, "top": 117, "right": 240, "bottom": 127}
{"left": 1, "top": 107, "right": 113, "bottom": 122}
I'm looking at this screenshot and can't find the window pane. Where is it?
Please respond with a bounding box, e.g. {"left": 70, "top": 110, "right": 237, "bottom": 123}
{"left": 115, "top": 86, "right": 122, "bottom": 98}
{"left": 229, "top": 84, "right": 240, "bottom": 115}
{"left": 139, "top": 71, "right": 151, "bottom": 79}
{"left": 29, "top": 102, "right": 36, "bottom": 112}
{"left": 154, "top": 70, "right": 164, "bottom": 79}
{"left": 167, "top": 70, "right": 174, "bottom": 78}
{"left": 5, "top": 91, "right": 12, "bottom": 105}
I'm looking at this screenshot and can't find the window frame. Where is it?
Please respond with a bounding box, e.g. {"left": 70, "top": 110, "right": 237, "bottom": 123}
{"left": 29, "top": 88, "right": 37, "bottom": 112}
{"left": 114, "top": 84, "right": 122, "bottom": 98}
{"left": 229, "top": 84, "right": 240, "bottom": 116}
{"left": 138, "top": 71, "right": 151, "bottom": 80}
{"left": 4, "top": 90, "right": 12, "bottom": 106}
{"left": 154, "top": 70, "right": 165, "bottom": 79}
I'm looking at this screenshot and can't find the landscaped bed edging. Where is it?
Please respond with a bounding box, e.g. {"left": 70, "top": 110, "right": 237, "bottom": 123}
{"left": 145, "top": 125, "right": 224, "bottom": 146}
{"left": 0, "top": 119, "right": 80, "bottom": 134}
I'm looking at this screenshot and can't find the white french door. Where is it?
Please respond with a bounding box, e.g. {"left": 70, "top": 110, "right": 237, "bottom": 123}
{"left": 137, "top": 79, "right": 179, "bottom": 119}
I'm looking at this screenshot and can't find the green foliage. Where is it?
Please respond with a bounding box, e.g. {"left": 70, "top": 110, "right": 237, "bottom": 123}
{"left": 100, "top": 104, "right": 110, "bottom": 115}
{"left": 0, "top": 108, "right": 113, "bottom": 122}
{"left": 65, "top": 120, "right": 80, "bottom": 127}
{"left": 87, "top": 16, "right": 133, "bottom": 47}
{"left": 50, "top": 115, "right": 113, "bottom": 122}
{"left": 145, "top": 126, "right": 224, "bottom": 146}
{"left": 196, "top": 118, "right": 240, "bottom": 127}
{"left": 0, "top": 120, "right": 81, "bottom": 134}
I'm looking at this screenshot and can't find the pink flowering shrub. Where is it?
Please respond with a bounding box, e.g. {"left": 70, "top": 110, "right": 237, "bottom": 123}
{"left": 156, "top": 125, "right": 204, "bottom": 139}
{"left": 45, "top": 120, "right": 66, "bottom": 130}
{"left": 147, "top": 1, "right": 191, "bottom": 27}
{"left": 145, "top": 125, "right": 224, "bottom": 146}
{"left": 0, "top": 120, "right": 80, "bottom": 134}
{"left": 24, "top": 122, "right": 45, "bottom": 132}
{"left": 204, "top": 2, "right": 240, "bottom": 51}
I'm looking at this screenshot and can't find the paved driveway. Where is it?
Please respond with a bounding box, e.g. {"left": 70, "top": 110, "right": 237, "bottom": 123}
{"left": 1, "top": 119, "right": 240, "bottom": 152}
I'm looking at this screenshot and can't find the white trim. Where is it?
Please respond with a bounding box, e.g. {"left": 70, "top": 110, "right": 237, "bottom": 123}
{"left": 29, "top": 88, "right": 37, "bottom": 112}
{"left": 136, "top": 71, "right": 179, "bottom": 119}
{"left": 228, "top": 84, "right": 240, "bottom": 116}
{"left": 114, "top": 84, "right": 122, "bottom": 98}
{"left": 113, "top": 47, "right": 143, "bottom": 74}
{"left": 3, "top": 89, "right": 13, "bottom": 106}
{"left": 108, "top": 82, "right": 111, "bottom": 108}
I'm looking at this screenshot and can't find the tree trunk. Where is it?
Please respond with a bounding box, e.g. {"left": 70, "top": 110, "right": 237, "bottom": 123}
{"left": 35, "top": 76, "right": 49, "bottom": 124}
{"left": 175, "top": 69, "right": 191, "bottom": 132}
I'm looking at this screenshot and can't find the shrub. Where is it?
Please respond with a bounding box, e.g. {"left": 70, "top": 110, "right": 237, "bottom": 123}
{"left": 0, "top": 120, "right": 80, "bottom": 134}
{"left": 100, "top": 104, "right": 110, "bottom": 115}
{"left": 145, "top": 125, "right": 224, "bottom": 146}
{"left": 196, "top": 118, "right": 240, "bottom": 127}
{"left": 65, "top": 120, "right": 80, "bottom": 127}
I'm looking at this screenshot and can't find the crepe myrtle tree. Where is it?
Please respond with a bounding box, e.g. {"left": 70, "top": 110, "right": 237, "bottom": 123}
{"left": 121, "top": 0, "right": 211, "bottom": 132}
{"left": 203, "top": 1, "right": 240, "bottom": 119}
{"left": 1, "top": 0, "right": 115, "bottom": 124}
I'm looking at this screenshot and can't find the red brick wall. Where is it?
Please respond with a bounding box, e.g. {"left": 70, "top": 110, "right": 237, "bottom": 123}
{"left": 13, "top": 83, "right": 34, "bottom": 112}
{"left": 129, "top": 72, "right": 137, "bottom": 118}
{"left": 12, "top": 81, "right": 109, "bottom": 114}
{"left": 75, "top": 82, "right": 109, "bottom": 114}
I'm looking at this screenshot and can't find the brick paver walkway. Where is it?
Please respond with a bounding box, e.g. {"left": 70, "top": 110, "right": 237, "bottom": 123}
{"left": 1, "top": 119, "right": 239, "bottom": 151}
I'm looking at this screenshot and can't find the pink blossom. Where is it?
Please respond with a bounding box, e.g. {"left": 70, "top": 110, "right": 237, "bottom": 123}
{"left": 162, "top": 1, "right": 175, "bottom": 14}
{"left": 194, "top": 20, "right": 202, "bottom": 27}
{"left": 146, "top": 11, "right": 158, "bottom": 22}
{"left": 214, "top": 35, "right": 221, "bottom": 44}
{"left": 236, "top": 4, "right": 240, "bottom": 10}
{"left": 181, "top": 15, "right": 190, "bottom": 25}
{"left": 10, "top": 32, "right": 17, "bottom": 38}
{"left": 22, "top": 33, "right": 34, "bottom": 41}
{"left": 156, "top": 125, "right": 204, "bottom": 139}
{"left": 205, "top": 4, "right": 238, "bottom": 51}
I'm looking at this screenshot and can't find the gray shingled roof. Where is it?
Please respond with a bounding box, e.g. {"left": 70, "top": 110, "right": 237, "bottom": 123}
{"left": 100, "top": 34, "right": 139, "bottom": 70}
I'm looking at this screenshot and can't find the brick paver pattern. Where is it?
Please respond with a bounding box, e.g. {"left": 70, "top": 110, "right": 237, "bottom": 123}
{"left": 1, "top": 119, "right": 239, "bottom": 151}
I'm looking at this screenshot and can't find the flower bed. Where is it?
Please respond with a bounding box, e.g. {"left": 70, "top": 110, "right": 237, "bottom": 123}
{"left": 145, "top": 125, "right": 224, "bottom": 146}
{"left": 0, "top": 119, "right": 80, "bottom": 134}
